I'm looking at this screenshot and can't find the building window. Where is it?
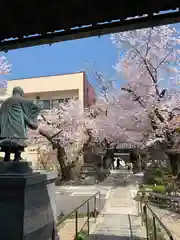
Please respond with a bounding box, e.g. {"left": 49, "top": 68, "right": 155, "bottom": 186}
{"left": 52, "top": 99, "right": 59, "bottom": 109}
{"left": 59, "top": 99, "right": 65, "bottom": 103}
{"left": 52, "top": 98, "right": 71, "bottom": 108}
{"left": 37, "top": 100, "right": 50, "bottom": 110}
{"left": 33, "top": 100, "right": 37, "bottom": 105}
{"left": 65, "top": 98, "right": 70, "bottom": 103}
{"left": 52, "top": 99, "right": 65, "bottom": 109}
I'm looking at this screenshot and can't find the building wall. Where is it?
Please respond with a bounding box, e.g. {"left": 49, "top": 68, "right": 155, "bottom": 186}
{"left": 83, "top": 72, "right": 96, "bottom": 107}
{"left": 86, "top": 80, "right": 96, "bottom": 106}
{"left": 1, "top": 72, "right": 96, "bottom": 110}
{"left": 7, "top": 72, "right": 84, "bottom": 103}
{"left": 7, "top": 72, "right": 83, "bottom": 95}
{"left": 6, "top": 72, "right": 85, "bottom": 109}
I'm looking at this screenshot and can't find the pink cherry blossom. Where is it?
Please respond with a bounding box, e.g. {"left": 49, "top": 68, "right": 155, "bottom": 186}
{"left": 30, "top": 25, "right": 180, "bottom": 156}
{"left": 29, "top": 99, "right": 92, "bottom": 149}
{"left": 93, "top": 25, "right": 180, "bottom": 149}
{"left": 0, "top": 56, "right": 11, "bottom": 75}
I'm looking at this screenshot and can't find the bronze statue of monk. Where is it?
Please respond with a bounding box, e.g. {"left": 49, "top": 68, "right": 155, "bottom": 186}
{"left": 0, "top": 87, "right": 40, "bottom": 162}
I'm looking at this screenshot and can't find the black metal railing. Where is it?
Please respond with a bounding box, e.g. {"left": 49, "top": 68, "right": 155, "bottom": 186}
{"left": 143, "top": 204, "right": 174, "bottom": 240}
{"left": 57, "top": 191, "right": 100, "bottom": 240}
{"left": 149, "top": 192, "right": 180, "bottom": 213}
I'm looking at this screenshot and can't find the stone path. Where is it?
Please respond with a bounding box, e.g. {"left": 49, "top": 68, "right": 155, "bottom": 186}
{"left": 88, "top": 185, "right": 146, "bottom": 239}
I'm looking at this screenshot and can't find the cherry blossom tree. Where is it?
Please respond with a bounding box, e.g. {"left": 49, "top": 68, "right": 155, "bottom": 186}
{"left": 112, "top": 25, "right": 179, "bottom": 133}
{"left": 88, "top": 100, "right": 130, "bottom": 168}
{"left": 93, "top": 72, "right": 151, "bottom": 151}
{"left": 29, "top": 99, "right": 94, "bottom": 180}
{"left": 29, "top": 96, "right": 133, "bottom": 177}
{"left": 94, "top": 24, "right": 180, "bottom": 176}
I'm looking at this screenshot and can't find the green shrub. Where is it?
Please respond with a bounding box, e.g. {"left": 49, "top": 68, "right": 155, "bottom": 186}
{"left": 143, "top": 184, "right": 166, "bottom": 194}
{"left": 152, "top": 185, "right": 166, "bottom": 194}
{"left": 153, "top": 177, "right": 164, "bottom": 185}
{"left": 145, "top": 168, "right": 165, "bottom": 185}
{"left": 154, "top": 169, "right": 164, "bottom": 178}
{"left": 76, "top": 232, "right": 87, "bottom": 240}
{"left": 146, "top": 177, "right": 164, "bottom": 185}
{"left": 146, "top": 176, "right": 156, "bottom": 184}
{"left": 162, "top": 167, "right": 172, "bottom": 175}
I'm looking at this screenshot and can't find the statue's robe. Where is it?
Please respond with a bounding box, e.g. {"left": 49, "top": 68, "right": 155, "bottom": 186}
{"left": 0, "top": 95, "right": 40, "bottom": 152}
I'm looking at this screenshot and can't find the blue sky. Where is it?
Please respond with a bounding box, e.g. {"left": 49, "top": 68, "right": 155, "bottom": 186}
{"left": 0, "top": 35, "right": 117, "bottom": 86}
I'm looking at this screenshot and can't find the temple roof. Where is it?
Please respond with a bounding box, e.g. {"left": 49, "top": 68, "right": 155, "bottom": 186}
{"left": 1, "top": 0, "right": 179, "bottom": 51}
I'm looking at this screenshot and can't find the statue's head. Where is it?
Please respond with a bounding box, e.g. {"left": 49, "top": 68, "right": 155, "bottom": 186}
{"left": 12, "top": 87, "right": 24, "bottom": 97}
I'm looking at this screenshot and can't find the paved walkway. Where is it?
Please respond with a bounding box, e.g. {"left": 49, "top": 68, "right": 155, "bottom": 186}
{"left": 88, "top": 184, "right": 146, "bottom": 239}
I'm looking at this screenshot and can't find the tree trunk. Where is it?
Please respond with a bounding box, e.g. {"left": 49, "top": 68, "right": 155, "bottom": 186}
{"left": 166, "top": 152, "right": 180, "bottom": 177}
{"left": 56, "top": 147, "right": 83, "bottom": 181}
{"left": 136, "top": 154, "right": 142, "bottom": 172}
{"left": 56, "top": 147, "right": 76, "bottom": 181}
{"left": 103, "top": 148, "right": 114, "bottom": 169}
{"left": 130, "top": 150, "right": 140, "bottom": 173}
{"left": 39, "top": 128, "right": 80, "bottom": 181}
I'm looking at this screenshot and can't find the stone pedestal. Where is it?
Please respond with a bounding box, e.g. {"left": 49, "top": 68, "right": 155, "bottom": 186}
{"left": 0, "top": 168, "right": 57, "bottom": 240}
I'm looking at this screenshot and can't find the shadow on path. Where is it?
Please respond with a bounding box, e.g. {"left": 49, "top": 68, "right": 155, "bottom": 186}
{"left": 88, "top": 234, "right": 146, "bottom": 239}
{"left": 87, "top": 213, "right": 146, "bottom": 240}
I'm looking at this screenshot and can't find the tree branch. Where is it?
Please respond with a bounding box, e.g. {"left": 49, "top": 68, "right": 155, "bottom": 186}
{"left": 153, "top": 107, "right": 164, "bottom": 123}
{"left": 121, "top": 86, "right": 165, "bottom": 130}
{"left": 121, "top": 87, "right": 146, "bottom": 108}
{"left": 145, "top": 29, "right": 152, "bottom": 58}
{"left": 51, "top": 129, "right": 63, "bottom": 139}
{"left": 95, "top": 71, "right": 109, "bottom": 102}
{"left": 168, "top": 107, "right": 180, "bottom": 121}
{"left": 94, "top": 70, "right": 142, "bottom": 124}
{"left": 134, "top": 48, "right": 160, "bottom": 98}
{"left": 155, "top": 50, "right": 173, "bottom": 70}
{"left": 39, "top": 128, "right": 58, "bottom": 149}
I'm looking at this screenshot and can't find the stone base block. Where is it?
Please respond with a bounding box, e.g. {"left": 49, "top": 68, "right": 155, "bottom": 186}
{"left": 0, "top": 170, "right": 57, "bottom": 240}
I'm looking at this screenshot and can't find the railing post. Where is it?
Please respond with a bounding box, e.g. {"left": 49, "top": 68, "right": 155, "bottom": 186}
{"left": 57, "top": 192, "right": 100, "bottom": 239}
{"left": 87, "top": 201, "right": 90, "bottom": 235}
{"left": 143, "top": 205, "right": 149, "bottom": 240}
{"left": 94, "top": 195, "right": 97, "bottom": 217}
{"left": 153, "top": 216, "right": 157, "bottom": 240}
{"left": 75, "top": 211, "right": 78, "bottom": 240}
{"left": 99, "top": 192, "right": 101, "bottom": 212}
{"left": 140, "top": 201, "right": 143, "bottom": 226}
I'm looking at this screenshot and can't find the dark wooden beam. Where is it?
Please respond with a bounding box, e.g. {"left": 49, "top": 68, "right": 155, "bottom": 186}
{"left": 0, "top": 11, "right": 179, "bottom": 52}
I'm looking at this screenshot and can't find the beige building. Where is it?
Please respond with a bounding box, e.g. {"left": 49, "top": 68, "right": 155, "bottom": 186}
{"left": 0, "top": 71, "right": 96, "bottom": 109}
{"left": 0, "top": 72, "right": 96, "bottom": 167}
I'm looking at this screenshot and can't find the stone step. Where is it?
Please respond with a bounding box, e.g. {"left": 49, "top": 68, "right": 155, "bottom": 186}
{"left": 89, "top": 214, "right": 144, "bottom": 239}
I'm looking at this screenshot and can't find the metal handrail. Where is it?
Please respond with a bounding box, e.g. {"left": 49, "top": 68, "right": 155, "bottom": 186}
{"left": 149, "top": 192, "right": 180, "bottom": 213}
{"left": 150, "top": 192, "right": 180, "bottom": 201}
{"left": 143, "top": 203, "right": 174, "bottom": 240}
{"left": 57, "top": 191, "right": 100, "bottom": 239}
